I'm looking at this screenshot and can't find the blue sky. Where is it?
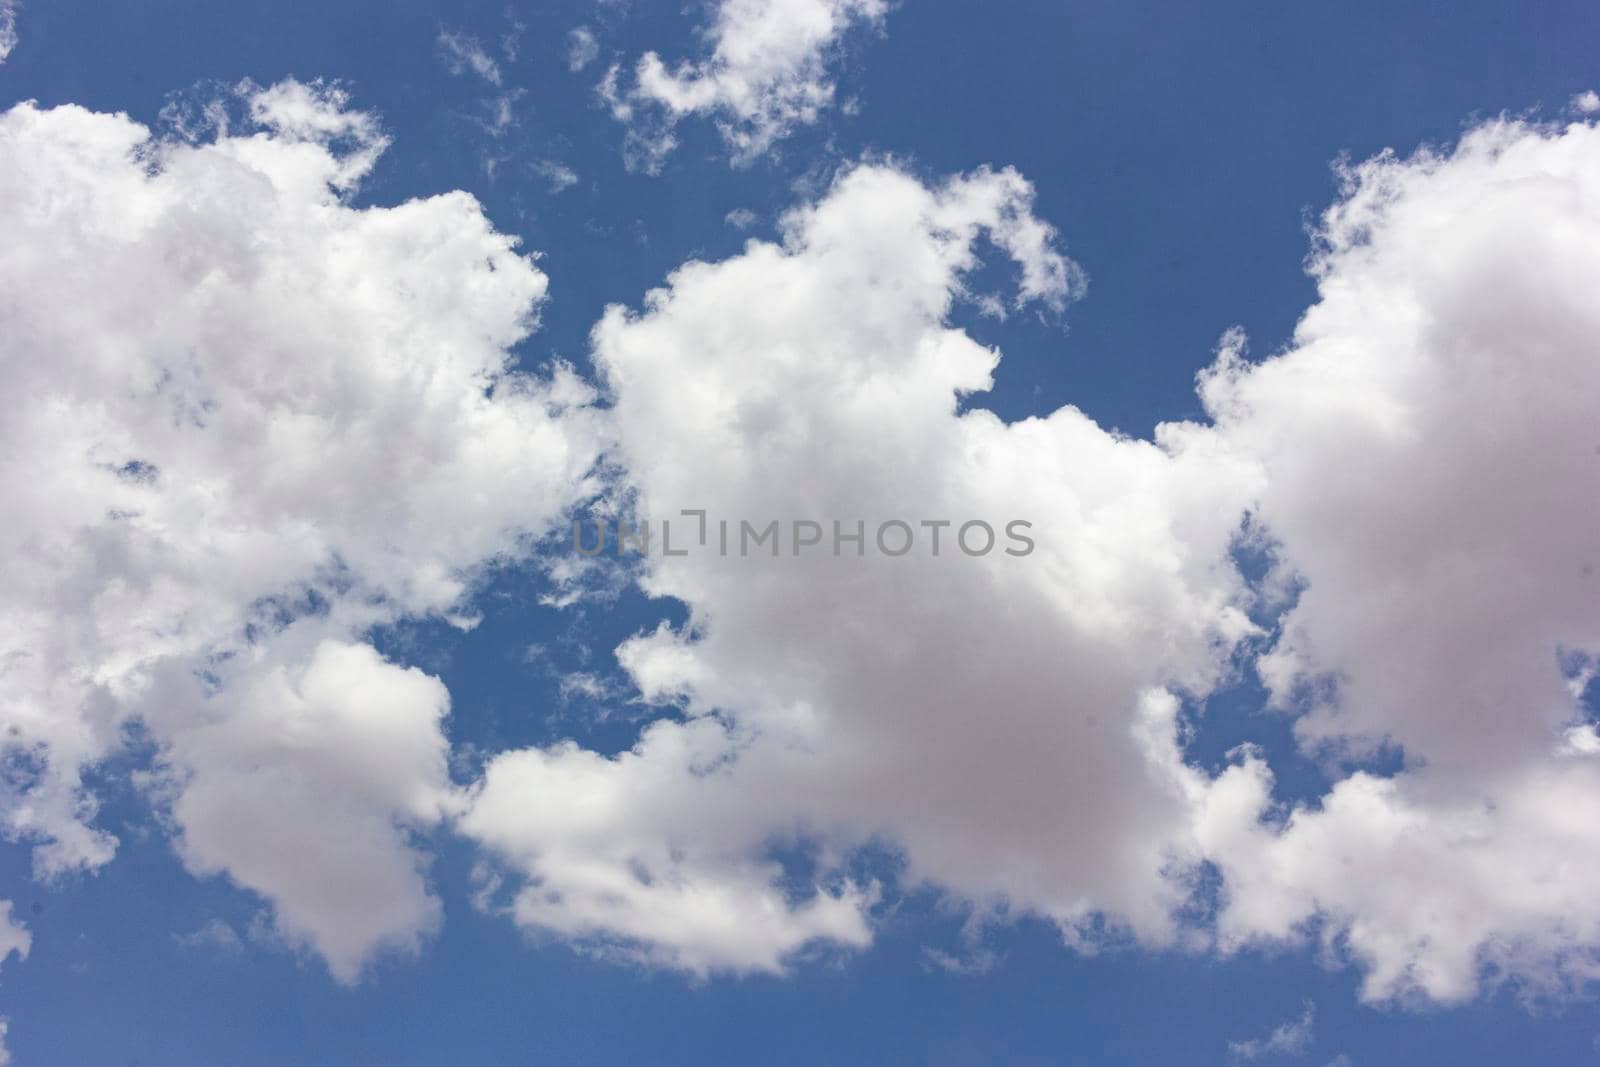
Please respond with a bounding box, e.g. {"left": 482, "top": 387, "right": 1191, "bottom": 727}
{"left": 2, "top": 1, "right": 1600, "bottom": 1064}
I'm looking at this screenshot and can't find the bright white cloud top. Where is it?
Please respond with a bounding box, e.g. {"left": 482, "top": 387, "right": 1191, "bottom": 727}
{"left": 461, "top": 160, "right": 1253, "bottom": 972}
{"left": 600, "top": 0, "right": 887, "bottom": 170}
{"left": 1, "top": 73, "right": 1599, "bottom": 1012}
{"left": 469, "top": 117, "right": 1600, "bottom": 999}
{"left": 1198, "top": 115, "right": 1600, "bottom": 1003}
{"left": 0, "top": 80, "right": 601, "bottom": 980}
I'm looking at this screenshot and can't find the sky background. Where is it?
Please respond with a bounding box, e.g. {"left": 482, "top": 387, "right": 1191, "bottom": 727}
{"left": 2, "top": 1, "right": 1600, "bottom": 1063}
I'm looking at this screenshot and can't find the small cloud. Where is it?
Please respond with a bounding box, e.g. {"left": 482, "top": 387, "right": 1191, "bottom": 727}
{"left": 1228, "top": 1002, "right": 1315, "bottom": 1061}
{"left": 500, "top": 15, "right": 527, "bottom": 63}
{"left": 921, "top": 945, "right": 1000, "bottom": 975}
{"left": 0, "top": 901, "right": 30, "bottom": 966}
{"left": 604, "top": 0, "right": 890, "bottom": 170}
{"left": 558, "top": 671, "right": 621, "bottom": 702}
{"left": 1572, "top": 90, "right": 1600, "bottom": 115}
{"left": 174, "top": 918, "right": 245, "bottom": 955}
{"left": 0, "top": 0, "right": 17, "bottom": 65}
{"left": 438, "top": 30, "right": 503, "bottom": 87}
{"left": 568, "top": 26, "right": 599, "bottom": 73}
{"left": 484, "top": 90, "right": 521, "bottom": 136}
{"left": 724, "top": 207, "right": 757, "bottom": 230}
{"left": 533, "top": 159, "right": 580, "bottom": 193}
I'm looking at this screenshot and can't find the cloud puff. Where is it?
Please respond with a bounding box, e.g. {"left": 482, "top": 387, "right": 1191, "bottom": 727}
{"left": 174, "top": 917, "right": 245, "bottom": 955}
{"left": 465, "top": 110, "right": 1600, "bottom": 1005}
{"left": 0, "top": 82, "right": 600, "bottom": 980}
{"left": 600, "top": 0, "right": 887, "bottom": 170}
{"left": 0, "top": 901, "right": 28, "bottom": 1066}
{"left": 8, "top": 62, "right": 1600, "bottom": 1013}
{"left": 460, "top": 717, "right": 875, "bottom": 975}
{"left": 0, "top": 901, "right": 27, "bottom": 967}
{"left": 532, "top": 158, "right": 580, "bottom": 193}
{"left": 0, "top": 1, "right": 16, "bottom": 65}
{"left": 437, "top": 30, "right": 502, "bottom": 86}
{"left": 459, "top": 161, "right": 1266, "bottom": 972}
{"left": 158, "top": 639, "right": 460, "bottom": 982}
{"left": 1228, "top": 1001, "right": 1315, "bottom": 1060}
{"left": 567, "top": 26, "right": 599, "bottom": 73}
{"left": 1197, "top": 113, "right": 1600, "bottom": 1003}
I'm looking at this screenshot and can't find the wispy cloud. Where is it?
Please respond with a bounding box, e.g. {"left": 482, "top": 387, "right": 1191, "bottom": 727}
{"left": 1229, "top": 1003, "right": 1315, "bottom": 1061}
{"left": 0, "top": 1, "right": 20, "bottom": 64}
{"left": 437, "top": 29, "right": 501, "bottom": 86}
{"left": 532, "top": 159, "right": 580, "bottom": 193}
{"left": 567, "top": 26, "right": 598, "bottom": 72}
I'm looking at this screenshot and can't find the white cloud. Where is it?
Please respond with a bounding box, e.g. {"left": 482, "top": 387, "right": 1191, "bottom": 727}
{"left": 464, "top": 109, "right": 1600, "bottom": 1006}
{"left": 7, "top": 62, "right": 1600, "bottom": 1017}
{"left": 459, "top": 161, "right": 1266, "bottom": 973}
{"left": 0, "top": 82, "right": 600, "bottom": 981}
{"left": 567, "top": 26, "right": 599, "bottom": 73}
{"left": 158, "top": 639, "right": 461, "bottom": 982}
{"left": 1228, "top": 1001, "right": 1315, "bottom": 1060}
{"left": 174, "top": 917, "right": 245, "bottom": 955}
{"left": 501, "top": 16, "right": 527, "bottom": 64}
{"left": 532, "top": 158, "right": 580, "bottom": 193}
{"left": 460, "top": 718, "right": 875, "bottom": 975}
{"left": 437, "top": 30, "right": 502, "bottom": 86}
{"left": 1197, "top": 113, "right": 1600, "bottom": 1004}
{"left": 0, "top": 900, "right": 28, "bottom": 1067}
{"left": 556, "top": 671, "right": 619, "bottom": 702}
{"left": 1573, "top": 90, "right": 1600, "bottom": 115}
{"left": 602, "top": 0, "right": 888, "bottom": 170}
{"left": 437, "top": 30, "right": 524, "bottom": 143}
{"left": 724, "top": 207, "right": 757, "bottom": 229}
{"left": 0, "top": 902, "right": 28, "bottom": 967}
{"left": 0, "top": 1, "right": 15, "bottom": 65}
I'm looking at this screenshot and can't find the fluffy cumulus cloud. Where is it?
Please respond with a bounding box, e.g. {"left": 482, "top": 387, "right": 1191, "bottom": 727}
{"left": 461, "top": 718, "right": 876, "bottom": 974}
{"left": 600, "top": 0, "right": 887, "bottom": 170}
{"left": 463, "top": 109, "right": 1600, "bottom": 1004}
{"left": 0, "top": 81, "right": 600, "bottom": 980}
{"left": 157, "top": 639, "right": 461, "bottom": 981}
{"left": 6, "top": 55, "right": 1600, "bottom": 1015}
{"left": 460, "top": 160, "right": 1267, "bottom": 972}
{"left": 1196, "top": 113, "right": 1600, "bottom": 1004}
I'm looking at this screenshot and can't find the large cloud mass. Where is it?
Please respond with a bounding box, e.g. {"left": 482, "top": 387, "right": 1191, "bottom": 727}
{"left": 461, "top": 160, "right": 1265, "bottom": 972}
{"left": 467, "top": 115, "right": 1600, "bottom": 1002}
{"left": 4, "top": 68, "right": 1599, "bottom": 1009}
{"left": 1197, "top": 115, "right": 1600, "bottom": 1003}
{"left": 0, "top": 81, "right": 599, "bottom": 980}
